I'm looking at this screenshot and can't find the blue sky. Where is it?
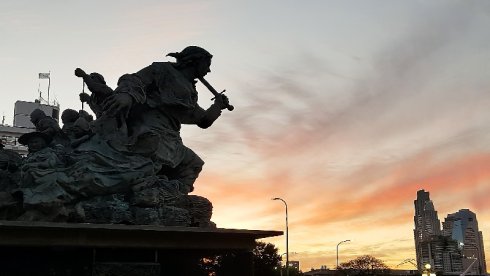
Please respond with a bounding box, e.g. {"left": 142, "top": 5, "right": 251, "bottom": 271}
{"left": 1, "top": 0, "right": 490, "bottom": 271}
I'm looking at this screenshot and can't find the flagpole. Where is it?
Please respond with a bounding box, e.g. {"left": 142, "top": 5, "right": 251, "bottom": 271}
{"left": 48, "top": 71, "right": 51, "bottom": 105}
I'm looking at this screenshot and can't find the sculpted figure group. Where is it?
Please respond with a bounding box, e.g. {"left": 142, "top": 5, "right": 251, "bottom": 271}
{"left": 0, "top": 46, "right": 230, "bottom": 227}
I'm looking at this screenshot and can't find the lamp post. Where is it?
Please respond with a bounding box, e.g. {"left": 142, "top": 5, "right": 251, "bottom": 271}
{"left": 273, "top": 197, "right": 288, "bottom": 276}
{"left": 279, "top": 253, "right": 288, "bottom": 276}
{"left": 336, "top": 239, "right": 350, "bottom": 269}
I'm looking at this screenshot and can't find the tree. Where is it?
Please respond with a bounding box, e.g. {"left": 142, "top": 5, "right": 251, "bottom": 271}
{"left": 338, "top": 255, "right": 389, "bottom": 275}
{"left": 199, "top": 241, "right": 283, "bottom": 276}
{"left": 252, "top": 241, "right": 282, "bottom": 276}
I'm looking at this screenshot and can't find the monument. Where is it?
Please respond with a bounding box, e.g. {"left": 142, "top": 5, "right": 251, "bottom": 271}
{"left": 0, "top": 46, "right": 280, "bottom": 275}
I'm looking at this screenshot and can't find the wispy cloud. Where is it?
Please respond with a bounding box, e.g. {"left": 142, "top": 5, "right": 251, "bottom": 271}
{"left": 191, "top": 2, "right": 490, "bottom": 270}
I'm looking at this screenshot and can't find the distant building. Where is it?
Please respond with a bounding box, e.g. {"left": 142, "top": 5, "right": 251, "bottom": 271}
{"left": 413, "top": 190, "right": 442, "bottom": 271}
{"left": 442, "top": 209, "right": 487, "bottom": 275}
{"left": 289, "top": 260, "right": 300, "bottom": 270}
{"left": 413, "top": 190, "right": 487, "bottom": 276}
{"left": 417, "top": 235, "right": 463, "bottom": 273}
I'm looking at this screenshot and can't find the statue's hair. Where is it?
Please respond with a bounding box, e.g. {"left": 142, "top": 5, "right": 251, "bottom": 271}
{"left": 166, "top": 46, "right": 212, "bottom": 67}
{"left": 89, "top": 72, "right": 106, "bottom": 85}
{"left": 61, "top": 109, "right": 80, "bottom": 123}
{"left": 30, "top": 109, "right": 46, "bottom": 119}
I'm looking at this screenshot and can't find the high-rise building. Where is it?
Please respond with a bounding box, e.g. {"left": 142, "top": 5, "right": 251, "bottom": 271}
{"left": 417, "top": 235, "right": 463, "bottom": 273}
{"left": 414, "top": 190, "right": 442, "bottom": 271}
{"left": 443, "top": 209, "right": 487, "bottom": 275}
{"left": 414, "top": 190, "right": 488, "bottom": 275}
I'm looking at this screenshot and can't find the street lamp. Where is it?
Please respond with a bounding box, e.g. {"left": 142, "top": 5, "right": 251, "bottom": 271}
{"left": 278, "top": 253, "right": 288, "bottom": 276}
{"left": 272, "top": 197, "right": 288, "bottom": 276}
{"left": 336, "top": 239, "right": 351, "bottom": 269}
{"left": 422, "top": 263, "right": 436, "bottom": 276}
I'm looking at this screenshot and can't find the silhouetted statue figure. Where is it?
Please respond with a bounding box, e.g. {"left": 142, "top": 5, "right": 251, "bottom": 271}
{"left": 15, "top": 132, "right": 74, "bottom": 220}
{"left": 0, "top": 46, "right": 227, "bottom": 227}
{"left": 0, "top": 141, "right": 22, "bottom": 173}
{"left": 0, "top": 149, "right": 11, "bottom": 174}
{"left": 67, "top": 117, "right": 93, "bottom": 148}
{"left": 0, "top": 141, "right": 21, "bottom": 191}
{"left": 30, "top": 109, "right": 69, "bottom": 147}
{"left": 0, "top": 141, "right": 22, "bottom": 219}
{"left": 76, "top": 68, "right": 127, "bottom": 138}
{"left": 18, "top": 132, "right": 62, "bottom": 187}
{"left": 61, "top": 109, "right": 80, "bottom": 131}
{"left": 75, "top": 68, "right": 114, "bottom": 119}
{"left": 103, "top": 46, "right": 229, "bottom": 193}
{"left": 78, "top": 109, "right": 94, "bottom": 122}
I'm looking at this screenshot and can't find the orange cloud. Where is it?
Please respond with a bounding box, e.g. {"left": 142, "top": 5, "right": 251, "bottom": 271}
{"left": 194, "top": 150, "right": 490, "bottom": 271}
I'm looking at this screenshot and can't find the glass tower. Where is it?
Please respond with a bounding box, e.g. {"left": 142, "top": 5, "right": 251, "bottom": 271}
{"left": 443, "top": 209, "right": 487, "bottom": 275}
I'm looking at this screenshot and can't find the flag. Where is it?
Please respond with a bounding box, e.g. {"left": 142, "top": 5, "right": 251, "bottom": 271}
{"left": 39, "top": 73, "right": 50, "bottom": 79}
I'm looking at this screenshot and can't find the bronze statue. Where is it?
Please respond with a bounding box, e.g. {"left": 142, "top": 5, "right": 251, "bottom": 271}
{"left": 61, "top": 109, "right": 80, "bottom": 132}
{"left": 0, "top": 141, "right": 22, "bottom": 173}
{"left": 0, "top": 46, "right": 227, "bottom": 227}
{"left": 0, "top": 141, "right": 22, "bottom": 219}
{"left": 30, "top": 109, "right": 69, "bottom": 147}
{"left": 0, "top": 141, "right": 21, "bottom": 192}
{"left": 75, "top": 68, "right": 114, "bottom": 118}
{"left": 103, "top": 46, "right": 230, "bottom": 194}
{"left": 17, "top": 131, "right": 62, "bottom": 186}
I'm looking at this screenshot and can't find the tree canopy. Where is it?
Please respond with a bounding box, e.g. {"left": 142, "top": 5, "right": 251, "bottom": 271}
{"left": 199, "top": 241, "right": 285, "bottom": 276}
{"left": 253, "top": 241, "right": 282, "bottom": 275}
{"left": 338, "top": 255, "right": 389, "bottom": 275}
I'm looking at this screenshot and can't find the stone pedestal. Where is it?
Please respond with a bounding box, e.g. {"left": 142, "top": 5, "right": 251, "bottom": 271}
{"left": 0, "top": 221, "right": 282, "bottom": 276}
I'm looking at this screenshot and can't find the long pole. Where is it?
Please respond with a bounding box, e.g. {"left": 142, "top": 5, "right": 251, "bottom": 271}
{"left": 336, "top": 240, "right": 351, "bottom": 269}
{"left": 273, "top": 198, "right": 288, "bottom": 276}
{"left": 81, "top": 81, "right": 85, "bottom": 111}
{"left": 47, "top": 71, "right": 51, "bottom": 105}
{"left": 280, "top": 253, "right": 287, "bottom": 276}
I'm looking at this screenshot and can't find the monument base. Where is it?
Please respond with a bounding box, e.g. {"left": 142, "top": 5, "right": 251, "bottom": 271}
{"left": 0, "top": 221, "right": 282, "bottom": 276}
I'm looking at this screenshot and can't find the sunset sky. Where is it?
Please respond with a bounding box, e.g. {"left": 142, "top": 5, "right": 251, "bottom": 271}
{"left": 1, "top": 0, "right": 489, "bottom": 271}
